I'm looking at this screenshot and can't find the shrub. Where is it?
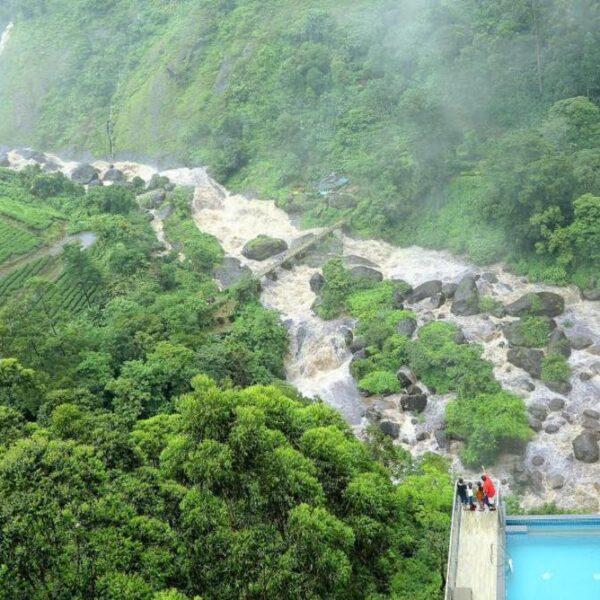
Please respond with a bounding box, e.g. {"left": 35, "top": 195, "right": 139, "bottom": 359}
{"left": 346, "top": 280, "right": 411, "bottom": 321}
{"left": 356, "top": 309, "right": 415, "bottom": 349}
{"left": 541, "top": 353, "right": 571, "bottom": 384}
{"left": 478, "top": 296, "right": 504, "bottom": 317}
{"left": 445, "top": 391, "right": 531, "bottom": 467}
{"left": 406, "top": 322, "right": 499, "bottom": 396}
{"left": 358, "top": 371, "right": 401, "bottom": 395}
{"left": 350, "top": 334, "right": 410, "bottom": 381}
{"left": 518, "top": 316, "right": 553, "bottom": 347}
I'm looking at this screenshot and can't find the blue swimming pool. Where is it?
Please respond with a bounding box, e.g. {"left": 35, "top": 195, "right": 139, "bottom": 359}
{"left": 506, "top": 517, "right": 600, "bottom": 600}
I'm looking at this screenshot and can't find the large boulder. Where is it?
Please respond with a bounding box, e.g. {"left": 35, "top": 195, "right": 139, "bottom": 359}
{"left": 442, "top": 282, "right": 458, "bottom": 299}
{"left": 350, "top": 349, "right": 367, "bottom": 367}
{"left": 0, "top": 152, "right": 9, "bottom": 167}
{"left": 103, "top": 166, "right": 125, "bottom": 182}
{"left": 548, "top": 398, "right": 565, "bottom": 411}
{"left": 242, "top": 235, "right": 288, "bottom": 261}
{"left": 400, "top": 394, "right": 427, "bottom": 413}
{"left": 502, "top": 317, "right": 555, "bottom": 347}
{"left": 342, "top": 255, "right": 379, "bottom": 269}
{"left": 396, "top": 316, "right": 417, "bottom": 338}
{"left": 350, "top": 337, "right": 367, "bottom": 354}
{"left": 505, "top": 292, "right": 565, "bottom": 317}
{"left": 507, "top": 347, "right": 544, "bottom": 378}
{"left": 339, "top": 326, "right": 353, "bottom": 347}
{"left": 573, "top": 433, "right": 600, "bottom": 463}
{"left": 545, "top": 380, "right": 572, "bottom": 395}
{"left": 213, "top": 257, "right": 252, "bottom": 288}
{"left": 137, "top": 189, "right": 166, "bottom": 209}
{"left": 392, "top": 281, "right": 413, "bottom": 307}
{"left": 70, "top": 163, "right": 99, "bottom": 185}
{"left": 451, "top": 275, "right": 480, "bottom": 316}
{"left": 407, "top": 280, "right": 442, "bottom": 303}
{"left": 396, "top": 366, "right": 417, "bottom": 387}
{"left": 528, "top": 403, "right": 548, "bottom": 421}
{"left": 349, "top": 266, "right": 383, "bottom": 282}
{"left": 309, "top": 272, "right": 325, "bottom": 293}
{"left": 429, "top": 293, "right": 446, "bottom": 309}
{"left": 582, "top": 289, "right": 600, "bottom": 301}
{"left": 548, "top": 329, "right": 571, "bottom": 358}
{"left": 379, "top": 420, "right": 400, "bottom": 439}
{"left": 569, "top": 335, "right": 594, "bottom": 350}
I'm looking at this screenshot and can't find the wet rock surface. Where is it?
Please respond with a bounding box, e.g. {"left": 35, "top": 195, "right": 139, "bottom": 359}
{"left": 507, "top": 347, "right": 544, "bottom": 378}
{"left": 406, "top": 280, "right": 442, "bottom": 303}
{"left": 505, "top": 291, "right": 565, "bottom": 317}
{"left": 70, "top": 163, "right": 99, "bottom": 184}
{"left": 242, "top": 235, "right": 288, "bottom": 261}
{"left": 451, "top": 274, "right": 480, "bottom": 316}
{"left": 349, "top": 265, "right": 383, "bottom": 282}
{"left": 573, "top": 433, "right": 600, "bottom": 463}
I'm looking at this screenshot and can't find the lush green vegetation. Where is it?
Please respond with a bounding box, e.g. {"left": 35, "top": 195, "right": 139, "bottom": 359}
{"left": 0, "top": 169, "right": 456, "bottom": 599}
{"left": 445, "top": 392, "right": 531, "bottom": 468}
{"left": 0, "top": 220, "right": 41, "bottom": 263}
{"left": 0, "top": 195, "right": 65, "bottom": 229}
{"left": 519, "top": 317, "right": 554, "bottom": 347}
{"left": 314, "top": 260, "right": 530, "bottom": 466}
{"left": 162, "top": 187, "right": 224, "bottom": 272}
{"left": 541, "top": 353, "right": 572, "bottom": 386}
{"left": 1, "top": 0, "right": 600, "bottom": 285}
{"left": 0, "top": 255, "right": 55, "bottom": 301}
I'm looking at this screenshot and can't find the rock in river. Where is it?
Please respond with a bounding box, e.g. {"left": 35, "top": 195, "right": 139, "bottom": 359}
{"left": 505, "top": 291, "right": 565, "bottom": 317}
{"left": 507, "top": 347, "right": 544, "bottom": 378}
{"left": 451, "top": 275, "right": 480, "bottom": 316}
{"left": 309, "top": 272, "right": 325, "bottom": 293}
{"left": 70, "top": 163, "right": 99, "bottom": 185}
{"left": 379, "top": 420, "right": 400, "bottom": 439}
{"left": 573, "top": 432, "right": 600, "bottom": 463}
{"left": 406, "top": 280, "right": 442, "bottom": 303}
{"left": 400, "top": 394, "right": 427, "bottom": 413}
{"left": 349, "top": 266, "right": 383, "bottom": 282}
{"left": 242, "top": 235, "right": 288, "bottom": 261}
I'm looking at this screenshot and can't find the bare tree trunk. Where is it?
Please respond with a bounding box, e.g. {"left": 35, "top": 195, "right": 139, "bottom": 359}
{"left": 106, "top": 104, "right": 116, "bottom": 160}
{"left": 531, "top": 0, "right": 544, "bottom": 96}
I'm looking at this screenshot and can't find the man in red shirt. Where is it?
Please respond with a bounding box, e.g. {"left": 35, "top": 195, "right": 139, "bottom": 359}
{"left": 481, "top": 468, "right": 496, "bottom": 511}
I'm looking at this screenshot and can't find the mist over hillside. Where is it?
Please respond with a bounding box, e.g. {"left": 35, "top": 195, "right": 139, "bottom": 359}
{"left": 1, "top": 2, "right": 600, "bottom": 599}
{"left": 1, "top": 1, "right": 600, "bottom": 281}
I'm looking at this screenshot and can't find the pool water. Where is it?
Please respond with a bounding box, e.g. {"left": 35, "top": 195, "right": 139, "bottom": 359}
{"left": 506, "top": 519, "right": 600, "bottom": 600}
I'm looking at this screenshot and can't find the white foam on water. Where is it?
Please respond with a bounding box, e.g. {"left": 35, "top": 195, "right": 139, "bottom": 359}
{"left": 6, "top": 147, "right": 600, "bottom": 509}
{"left": 0, "top": 22, "right": 13, "bottom": 58}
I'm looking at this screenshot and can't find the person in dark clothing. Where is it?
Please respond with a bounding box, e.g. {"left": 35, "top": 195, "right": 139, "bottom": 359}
{"left": 456, "top": 478, "right": 468, "bottom": 507}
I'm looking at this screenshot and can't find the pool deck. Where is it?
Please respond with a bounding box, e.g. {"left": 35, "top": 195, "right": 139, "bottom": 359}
{"left": 454, "top": 509, "right": 501, "bottom": 600}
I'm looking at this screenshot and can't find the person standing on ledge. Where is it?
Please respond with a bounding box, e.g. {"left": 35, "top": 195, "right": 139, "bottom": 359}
{"left": 481, "top": 467, "right": 497, "bottom": 511}
{"left": 457, "top": 478, "right": 468, "bottom": 508}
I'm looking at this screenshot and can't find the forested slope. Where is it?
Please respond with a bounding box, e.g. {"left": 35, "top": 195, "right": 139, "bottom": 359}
{"left": 1, "top": 1, "right": 600, "bottom": 285}
{"left": 0, "top": 166, "right": 455, "bottom": 599}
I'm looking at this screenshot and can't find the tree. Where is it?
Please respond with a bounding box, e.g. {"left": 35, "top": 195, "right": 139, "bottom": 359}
{"left": 63, "top": 243, "right": 104, "bottom": 308}
{"left": 0, "top": 358, "right": 44, "bottom": 418}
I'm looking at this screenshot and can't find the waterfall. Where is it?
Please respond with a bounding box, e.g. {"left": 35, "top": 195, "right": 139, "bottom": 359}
{"left": 0, "top": 22, "right": 13, "bottom": 58}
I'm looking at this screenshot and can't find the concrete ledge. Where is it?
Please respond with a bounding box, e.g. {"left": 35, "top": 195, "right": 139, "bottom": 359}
{"left": 453, "top": 589, "right": 473, "bottom": 600}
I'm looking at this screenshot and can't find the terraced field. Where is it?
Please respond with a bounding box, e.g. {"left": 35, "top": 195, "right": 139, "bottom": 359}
{"left": 0, "top": 220, "right": 42, "bottom": 263}
{"left": 43, "top": 269, "right": 100, "bottom": 317}
{"left": 0, "top": 197, "right": 65, "bottom": 229}
{"left": 0, "top": 256, "right": 55, "bottom": 302}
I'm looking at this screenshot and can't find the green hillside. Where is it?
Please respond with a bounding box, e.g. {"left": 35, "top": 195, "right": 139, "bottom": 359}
{"left": 1, "top": 1, "right": 600, "bottom": 285}
{"left": 0, "top": 164, "right": 456, "bottom": 600}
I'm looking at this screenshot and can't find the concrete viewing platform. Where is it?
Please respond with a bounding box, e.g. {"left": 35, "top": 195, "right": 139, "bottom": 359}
{"left": 446, "top": 489, "right": 505, "bottom": 600}
{"left": 454, "top": 509, "right": 501, "bottom": 600}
